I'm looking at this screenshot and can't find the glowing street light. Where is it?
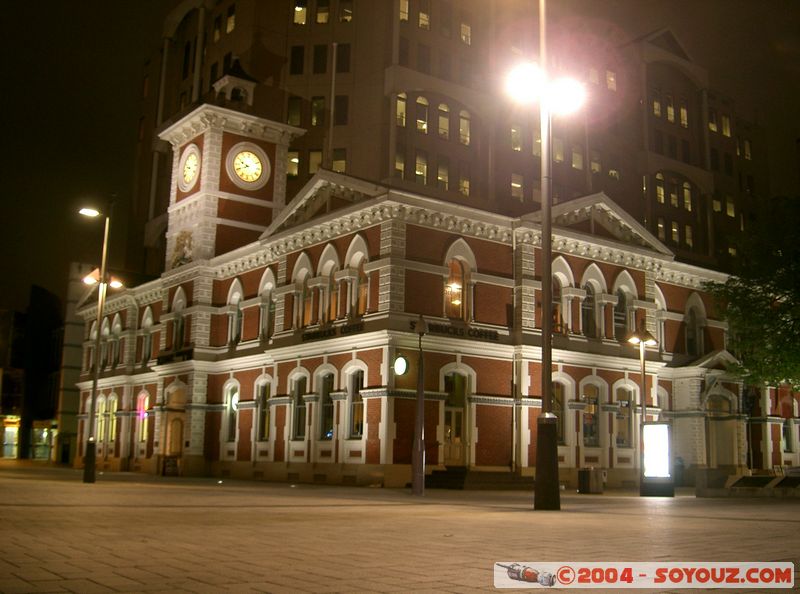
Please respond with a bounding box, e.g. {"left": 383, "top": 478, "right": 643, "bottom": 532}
{"left": 79, "top": 201, "right": 121, "bottom": 484}
{"left": 505, "top": 0, "right": 586, "bottom": 511}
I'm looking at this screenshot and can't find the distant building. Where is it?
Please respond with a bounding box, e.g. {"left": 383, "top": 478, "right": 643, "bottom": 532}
{"left": 1, "top": 287, "right": 63, "bottom": 460}
{"left": 127, "top": 1, "right": 767, "bottom": 278}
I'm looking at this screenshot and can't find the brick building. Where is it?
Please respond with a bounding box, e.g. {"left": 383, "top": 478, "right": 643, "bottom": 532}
{"left": 75, "top": 93, "right": 798, "bottom": 487}
{"left": 74, "top": 1, "right": 796, "bottom": 487}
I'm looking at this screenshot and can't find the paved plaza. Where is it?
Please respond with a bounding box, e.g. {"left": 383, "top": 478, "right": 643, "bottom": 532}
{"left": 0, "top": 461, "right": 798, "bottom": 594}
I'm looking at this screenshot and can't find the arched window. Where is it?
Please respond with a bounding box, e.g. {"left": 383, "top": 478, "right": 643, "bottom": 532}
{"left": 552, "top": 276, "right": 564, "bottom": 332}
{"left": 111, "top": 316, "right": 122, "bottom": 367}
{"left": 318, "top": 373, "right": 335, "bottom": 440}
{"left": 348, "top": 370, "right": 364, "bottom": 438}
{"left": 328, "top": 269, "right": 339, "bottom": 322}
{"left": 107, "top": 396, "right": 118, "bottom": 442}
{"left": 100, "top": 319, "right": 110, "bottom": 368}
{"left": 553, "top": 382, "right": 565, "bottom": 445}
{"left": 137, "top": 394, "right": 149, "bottom": 443}
{"left": 356, "top": 261, "right": 368, "bottom": 316}
{"left": 582, "top": 384, "right": 600, "bottom": 447}
{"left": 256, "top": 381, "right": 271, "bottom": 441}
{"left": 459, "top": 110, "right": 471, "bottom": 145}
{"left": 172, "top": 289, "right": 186, "bottom": 350}
{"left": 96, "top": 397, "right": 107, "bottom": 443}
{"left": 614, "top": 289, "right": 629, "bottom": 341}
{"left": 581, "top": 284, "right": 596, "bottom": 338}
{"left": 292, "top": 376, "right": 307, "bottom": 440}
{"left": 686, "top": 308, "right": 702, "bottom": 356}
{"left": 301, "top": 275, "right": 313, "bottom": 327}
{"left": 227, "top": 282, "right": 243, "bottom": 345}
{"left": 415, "top": 96, "right": 428, "bottom": 133}
{"left": 615, "top": 386, "right": 634, "bottom": 447}
{"left": 445, "top": 259, "right": 466, "bottom": 319}
{"left": 141, "top": 308, "right": 153, "bottom": 364}
{"left": 260, "top": 290, "right": 274, "bottom": 339}
{"left": 225, "top": 385, "right": 239, "bottom": 443}
{"left": 437, "top": 103, "right": 450, "bottom": 139}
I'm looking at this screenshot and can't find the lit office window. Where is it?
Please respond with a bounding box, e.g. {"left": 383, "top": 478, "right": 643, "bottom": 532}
{"left": 511, "top": 173, "right": 523, "bottom": 200}
{"left": 293, "top": 0, "right": 307, "bottom": 25}
{"left": 652, "top": 91, "right": 661, "bottom": 117}
{"left": 339, "top": 0, "right": 353, "bottom": 22}
{"left": 712, "top": 198, "right": 722, "bottom": 212}
{"left": 416, "top": 96, "right": 429, "bottom": 133}
{"left": 657, "top": 218, "right": 665, "bottom": 241}
{"left": 511, "top": 125, "right": 522, "bottom": 151}
{"left": 683, "top": 182, "right": 692, "bottom": 211}
{"left": 708, "top": 108, "right": 718, "bottom": 132}
{"left": 396, "top": 93, "right": 407, "bottom": 127}
{"left": 287, "top": 151, "right": 299, "bottom": 178}
{"left": 213, "top": 16, "right": 221, "bottom": 42}
{"left": 438, "top": 103, "right": 450, "bottom": 139}
{"left": 395, "top": 150, "right": 405, "bottom": 177}
{"left": 606, "top": 70, "right": 617, "bottom": 91}
{"left": 459, "top": 110, "right": 471, "bottom": 145}
{"left": 459, "top": 165, "right": 470, "bottom": 197}
{"left": 332, "top": 148, "right": 346, "bottom": 173}
{"left": 671, "top": 221, "right": 679, "bottom": 243}
{"left": 460, "top": 22, "right": 471, "bottom": 45}
{"left": 571, "top": 145, "right": 584, "bottom": 170}
{"left": 615, "top": 387, "right": 634, "bottom": 447}
{"left": 743, "top": 139, "right": 752, "bottom": 160}
{"left": 666, "top": 94, "right": 675, "bottom": 122}
{"left": 437, "top": 160, "right": 449, "bottom": 190}
{"left": 553, "top": 137, "right": 564, "bottom": 163}
{"left": 226, "top": 4, "right": 236, "bottom": 33}
{"left": 590, "top": 150, "right": 601, "bottom": 173}
{"left": 419, "top": 0, "right": 430, "bottom": 29}
{"left": 415, "top": 151, "right": 428, "bottom": 184}
{"left": 680, "top": 102, "right": 688, "bottom": 128}
{"left": 309, "top": 150, "right": 322, "bottom": 174}
{"left": 316, "top": 0, "right": 329, "bottom": 23}
{"left": 685, "top": 225, "right": 693, "bottom": 248}
{"left": 726, "top": 197, "right": 735, "bottom": 218}
{"left": 311, "top": 96, "right": 324, "bottom": 126}
{"left": 399, "top": 0, "right": 409, "bottom": 21}
{"left": 721, "top": 114, "right": 731, "bottom": 137}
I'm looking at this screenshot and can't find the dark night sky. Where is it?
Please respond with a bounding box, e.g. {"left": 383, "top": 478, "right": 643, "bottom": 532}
{"left": 1, "top": 0, "right": 798, "bottom": 314}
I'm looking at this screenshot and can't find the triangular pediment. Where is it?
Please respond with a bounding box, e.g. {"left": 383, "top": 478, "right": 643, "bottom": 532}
{"left": 261, "top": 170, "right": 386, "bottom": 239}
{"left": 523, "top": 192, "right": 674, "bottom": 256}
{"left": 643, "top": 28, "right": 691, "bottom": 61}
{"left": 695, "top": 349, "right": 739, "bottom": 371}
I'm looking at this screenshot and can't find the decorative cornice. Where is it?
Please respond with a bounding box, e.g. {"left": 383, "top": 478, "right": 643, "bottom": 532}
{"left": 468, "top": 394, "right": 514, "bottom": 406}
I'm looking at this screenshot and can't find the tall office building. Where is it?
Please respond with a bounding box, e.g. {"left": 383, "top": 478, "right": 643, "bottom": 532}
{"left": 128, "top": 0, "right": 766, "bottom": 276}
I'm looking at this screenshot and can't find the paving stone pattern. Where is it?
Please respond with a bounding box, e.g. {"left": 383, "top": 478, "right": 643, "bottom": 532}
{"left": 0, "top": 462, "right": 798, "bottom": 593}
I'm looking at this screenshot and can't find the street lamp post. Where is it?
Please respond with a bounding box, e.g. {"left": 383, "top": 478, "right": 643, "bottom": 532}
{"left": 412, "top": 314, "right": 428, "bottom": 496}
{"left": 506, "top": 0, "right": 585, "bottom": 511}
{"left": 628, "top": 325, "right": 657, "bottom": 495}
{"left": 79, "top": 203, "right": 115, "bottom": 484}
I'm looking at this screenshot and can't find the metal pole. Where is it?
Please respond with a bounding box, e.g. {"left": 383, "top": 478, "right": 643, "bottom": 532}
{"left": 412, "top": 316, "right": 426, "bottom": 496}
{"left": 639, "top": 340, "right": 646, "bottom": 494}
{"left": 533, "top": 0, "right": 560, "bottom": 510}
{"left": 83, "top": 213, "right": 111, "bottom": 483}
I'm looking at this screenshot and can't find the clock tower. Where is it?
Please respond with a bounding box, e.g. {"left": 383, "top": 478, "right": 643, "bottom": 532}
{"left": 159, "top": 99, "right": 304, "bottom": 270}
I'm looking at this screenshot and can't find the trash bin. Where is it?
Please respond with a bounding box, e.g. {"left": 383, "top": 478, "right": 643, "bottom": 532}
{"left": 577, "top": 468, "right": 603, "bottom": 494}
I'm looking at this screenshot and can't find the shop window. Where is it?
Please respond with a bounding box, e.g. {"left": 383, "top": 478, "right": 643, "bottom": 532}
{"left": 256, "top": 382, "right": 271, "bottom": 441}
{"left": 615, "top": 387, "right": 634, "bottom": 447}
{"left": 292, "top": 377, "right": 307, "bottom": 439}
{"left": 137, "top": 394, "right": 149, "bottom": 443}
{"left": 582, "top": 384, "right": 600, "bottom": 447}
{"left": 225, "top": 385, "right": 239, "bottom": 442}
{"left": 349, "top": 370, "right": 365, "bottom": 438}
{"left": 319, "top": 373, "right": 335, "bottom": 440}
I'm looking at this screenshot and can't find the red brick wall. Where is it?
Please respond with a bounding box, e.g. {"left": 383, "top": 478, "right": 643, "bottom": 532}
{"left": 404, "top": 270, "right": 442, "bottom": 316}
{"left": 215, "top": 225, "right": 261, "bottom": 257}
{"left": 475, "top": 405, "right": 512, "bottom": 466}
{"left": 274, "top": 406, "right": 286, "bottom": 462}
{"left": 462, "top": 356, "right": 512, "bottom": 396}
{"left": 365, "top": 399, "right": 381, "bottom": 464}
{"left": 237, "top": 409, "right": 252, "bottom": 461}
{"left": 474, "top": 284, "right": 511, "bottom": 325}
{"left": 393, "top": 399, "right": 413, "bottom": 464}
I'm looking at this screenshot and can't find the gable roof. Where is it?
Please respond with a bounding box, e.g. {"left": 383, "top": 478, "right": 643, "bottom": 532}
{"left": 643, "top": 28, "right": 692, "bottom": 62}
{"left": 261, "top": 170, "right": 387, "bottom": 240}
{"left": 523, "top": 192, "right": 674, "bottom": 256}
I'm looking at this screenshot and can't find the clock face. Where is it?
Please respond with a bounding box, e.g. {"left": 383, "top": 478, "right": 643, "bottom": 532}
{"left": 182, "top": 152, "right": 199, "bottom": 184}
{"left": 233, "top": 151, "right": 263, "bottom": 182}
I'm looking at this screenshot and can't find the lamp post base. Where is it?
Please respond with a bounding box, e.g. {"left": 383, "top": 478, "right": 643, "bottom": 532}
{"left": 534, "top": 415, "right": 560, "bottom": 510}
{"left": 83, "top": 441, "right": 96, "bottom": 484}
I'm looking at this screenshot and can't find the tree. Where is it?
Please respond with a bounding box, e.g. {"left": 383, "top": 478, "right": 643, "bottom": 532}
{"left": 705, "top": 196, "right": 800, "bottom": 389}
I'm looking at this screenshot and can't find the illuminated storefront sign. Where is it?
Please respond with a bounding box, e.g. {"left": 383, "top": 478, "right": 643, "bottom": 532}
{"left": 643, "top": 422, "right": 671, "bottom": 478}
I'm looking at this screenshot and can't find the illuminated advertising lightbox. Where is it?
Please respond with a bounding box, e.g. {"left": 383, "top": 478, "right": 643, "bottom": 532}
{"left": 643, "top": 422, "right": 671, "bottom": 478}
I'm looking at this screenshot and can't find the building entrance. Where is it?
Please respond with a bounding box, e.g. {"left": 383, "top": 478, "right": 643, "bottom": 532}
{"left": 444, "top": 372, "right": 467, "bottom": 466}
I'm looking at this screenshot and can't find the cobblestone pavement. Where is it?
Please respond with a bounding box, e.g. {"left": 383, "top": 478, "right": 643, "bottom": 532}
{"left": 0, "top": 461, "right": 797, "bottom": 593}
